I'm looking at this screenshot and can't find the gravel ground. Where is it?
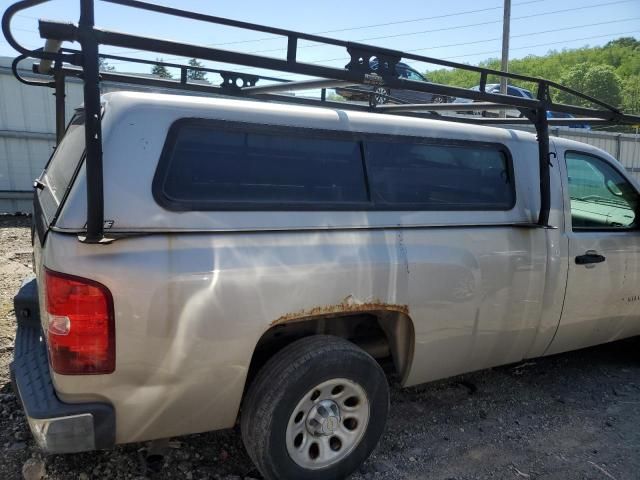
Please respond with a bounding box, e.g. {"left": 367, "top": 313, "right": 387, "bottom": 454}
{"left": 0, "top": 215, "right": 639, "bottom": 480}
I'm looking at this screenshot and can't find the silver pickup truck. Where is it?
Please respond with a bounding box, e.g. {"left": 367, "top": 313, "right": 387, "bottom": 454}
{"left": 11, "top": 90, "right": 640, "bottom": 480}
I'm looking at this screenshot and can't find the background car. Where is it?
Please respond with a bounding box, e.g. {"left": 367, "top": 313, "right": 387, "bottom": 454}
{"left": 453, "top": 83, "right": 533, "bottom": 117}
{"left": 547, "top": 110, "right": 592, "bottom": 130}
{"left": 336, "top": 60, "right": 449, "bottom": 106}
{"left": 453, "top": 83, "right": 534, "bottom": 102}
{"left": 453, "top": 86, "right": 592, "bottom": 127}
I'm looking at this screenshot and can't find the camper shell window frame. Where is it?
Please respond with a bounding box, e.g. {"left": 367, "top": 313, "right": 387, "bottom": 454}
{"left": 152, "top": 118, "right": 517, "bottom": 213}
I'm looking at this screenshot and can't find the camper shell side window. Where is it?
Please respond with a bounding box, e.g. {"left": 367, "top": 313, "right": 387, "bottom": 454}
{"left": 153, "top": 119, "right": 516, "bottom": 212}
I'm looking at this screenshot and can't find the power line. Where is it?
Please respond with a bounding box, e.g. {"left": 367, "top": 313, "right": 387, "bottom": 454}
{"left": 347, "top": 0, "right": 635, "bottom": 44}
{"left": 106, "top": 17, "right": 637, "bottom": 66}
{"left": 221, "top": 23, "right": 639, "bottom": 77}
{"left": 6, "top": 1, "right": 637, "bottom": 81}
{"left": 114, "top": 0, "right": 635, "bottom": 64}
{"left": 410, "top": 17, "right": 640, "bottom": 52}
{"left": 102, "top": 26, "right": 638, "bottom": 82}
{"left": 441, "top": 30, "right": 640, "bottom": 60}
{"left": 230, "top": 13, "right": 640, "bottom": 58}
{"left": 16, "top": 0, "right": 545, "bottom": 28}
{"left": 226, "top": 17, "right": 640, "bottom": 67}
{"left": 10, "top": 0, "right": 632, "bottom": 64}
{"left": 103, "top": 0, "right": 549, "bottom": 55}
{"left": 237, "top": 30, "right": 639, "bottom": 81}
{"left": 12, "top": 0, "right": 548, "bottom": 55}
{"left": 104, "top": 0, "right": 553, "bottom": 57}
{"left": 199, "top": 0, "right": 549, "bottom": 46}
{"left": 4, "top": 30, "right": 635, "bottom": 86}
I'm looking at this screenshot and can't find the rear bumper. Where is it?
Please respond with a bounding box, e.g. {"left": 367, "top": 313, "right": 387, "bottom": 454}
{"left": 11, "top": 278, "right": 115, "bottom": 454}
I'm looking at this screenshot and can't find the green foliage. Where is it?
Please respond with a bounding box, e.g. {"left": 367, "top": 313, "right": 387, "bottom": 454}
{"left": 425, "top": 36, "right": 639, "bottom": 108}
{"left": 327, "top": 92, "right": 346, "bottom": 102}
{"left": 427, "top": 68, "right": 477, "bottom": 88}
{"left": 605, "top": 37, "right": 640, "bottom": 50}
{"left": 187, "top": 58, "right": 207, "bottom": 81}
{"left": 556, "top": 63, "right": 622, "bottom": 107}
{"left": 622, "top": 75, "right": 640, "bottom": 114}
{"left": 151, "top": 58, "right": 172, "bottom": 79}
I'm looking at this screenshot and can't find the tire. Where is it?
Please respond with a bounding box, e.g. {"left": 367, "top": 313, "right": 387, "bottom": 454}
{"left": 241, "top": 335, "right": 389, "bottom": 480}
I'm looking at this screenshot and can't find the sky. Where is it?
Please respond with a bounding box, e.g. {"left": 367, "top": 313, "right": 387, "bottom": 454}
{"left": 1, "top": 0, "right": 639, "bottom": 83}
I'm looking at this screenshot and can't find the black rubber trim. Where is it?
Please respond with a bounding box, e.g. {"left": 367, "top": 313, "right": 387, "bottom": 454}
{"left": 13, "top": 277, "right": 40, "bottom": 329}
{"left": 11, "top": 280, "right": 115, "bottom": 450}
{"left": 33, "top": 190, "right": 47, "bottom": 247}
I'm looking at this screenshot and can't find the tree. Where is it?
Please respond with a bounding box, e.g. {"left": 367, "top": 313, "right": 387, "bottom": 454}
{"left": 605, "top": 37, "right": 640, "bottom": 50}
{"left": 424, "top": 36, "right": 639, "bottom": 97}
{"left": 151, "top": 58, "right": 172, "bottom": 79}
{"left": 187, "top": 58, "right": 207, "bottom": 81}
{"left": 622, "top": 75, "right": 640, "bottom": 114}
{"left": 98, "top": 57, "right": 115, "bottom": 72}
{"left": 556, "top": 63, "right": 622, "bottom": 107}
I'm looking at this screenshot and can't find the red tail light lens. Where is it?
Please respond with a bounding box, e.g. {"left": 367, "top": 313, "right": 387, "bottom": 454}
{"left": 45, "top": 269, "right": 115, "bottom": 374}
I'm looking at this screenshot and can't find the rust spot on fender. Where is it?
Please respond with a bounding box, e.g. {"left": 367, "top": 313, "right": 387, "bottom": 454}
{"left": 271, "top": 295, "right": 409, "bottom": 326}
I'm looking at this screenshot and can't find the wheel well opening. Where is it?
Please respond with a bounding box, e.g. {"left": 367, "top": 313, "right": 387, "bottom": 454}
{"left": 245, "top": 311, "right": 414, "bottom": 396}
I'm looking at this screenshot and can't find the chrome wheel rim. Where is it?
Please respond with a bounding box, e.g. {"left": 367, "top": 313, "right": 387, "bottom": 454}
{"left": 285, "top": 378, "right": 370, "bottom": 470}
{"left": 373, "top": 87, "right": 388, "bottom": 105}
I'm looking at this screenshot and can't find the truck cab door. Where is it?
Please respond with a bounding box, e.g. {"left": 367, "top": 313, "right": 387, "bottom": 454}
{"left": 548, "top": 150, "right": 640, "bottom": 355}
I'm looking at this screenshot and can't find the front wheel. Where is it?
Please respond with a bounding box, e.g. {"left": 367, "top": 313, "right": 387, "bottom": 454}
{"left": 241, "top": 335, "right": 389, "bottom": 480}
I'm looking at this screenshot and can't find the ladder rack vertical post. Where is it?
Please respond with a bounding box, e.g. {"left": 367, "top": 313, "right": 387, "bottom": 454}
{"left": 53, "top": 67, "right": 66, "bottom": 144}
{"left": 78, "top": 0, "right": 105, "bottom": 242}
{"left": 287, "top": 35, "right": 297, "bottom": 63}
{"left": 535, "top": 81, "right": 551, "bottom": 227}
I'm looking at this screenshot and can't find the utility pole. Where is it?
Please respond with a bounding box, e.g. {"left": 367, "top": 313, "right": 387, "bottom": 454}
{"left": 500, "top": 0, "right": 511, "bottom": 117}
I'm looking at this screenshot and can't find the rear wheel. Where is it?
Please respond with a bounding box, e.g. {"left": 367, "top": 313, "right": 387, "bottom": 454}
{"left": 370, "top": 86, "right": 390, "bottom": 106}
{"left": 241, "top": 335, "right": 389, "bottom": 480}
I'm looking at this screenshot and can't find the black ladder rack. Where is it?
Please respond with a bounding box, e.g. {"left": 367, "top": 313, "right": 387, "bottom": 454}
{"left": 3, "top": 0, "right": 640, "bottom": 243}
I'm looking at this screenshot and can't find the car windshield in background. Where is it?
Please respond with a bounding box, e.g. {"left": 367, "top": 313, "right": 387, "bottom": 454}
{"left": 370, "top": 61, "right": 426, "bottom": 81}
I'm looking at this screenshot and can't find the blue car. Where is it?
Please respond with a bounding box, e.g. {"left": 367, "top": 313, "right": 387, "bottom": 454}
{"left": 547, "top": 110, "right": 592, "bottom": 130}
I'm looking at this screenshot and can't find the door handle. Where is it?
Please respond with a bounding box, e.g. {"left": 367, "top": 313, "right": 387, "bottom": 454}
{"left": 575, "top": 250, "right": 606, "bottom": 265}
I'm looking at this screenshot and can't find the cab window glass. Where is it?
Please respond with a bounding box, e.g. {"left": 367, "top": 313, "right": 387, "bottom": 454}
{"left": 566, "top": 151, "right": 638, "bottom": 229}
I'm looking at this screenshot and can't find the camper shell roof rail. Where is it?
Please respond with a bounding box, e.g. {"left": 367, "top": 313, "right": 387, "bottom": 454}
{"left": 3, "top": 0, "right": 640, "bottom": 243}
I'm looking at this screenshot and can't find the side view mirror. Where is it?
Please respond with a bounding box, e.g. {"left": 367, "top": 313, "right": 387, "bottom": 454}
{"left": 605, "top": 179, "right": 623, "bottom": 197}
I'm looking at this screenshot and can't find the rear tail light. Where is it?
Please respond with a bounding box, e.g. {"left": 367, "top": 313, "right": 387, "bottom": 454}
{"left": 45, "top": 269, "right": 115, "bottom": 374}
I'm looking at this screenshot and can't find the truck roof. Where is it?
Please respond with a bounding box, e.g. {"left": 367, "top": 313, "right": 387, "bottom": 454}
{"left": 102, "top": 90, "right": 542, "bottom": 147}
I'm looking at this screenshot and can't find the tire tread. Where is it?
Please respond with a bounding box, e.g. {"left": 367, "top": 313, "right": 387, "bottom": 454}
{"left": 241, "top": 335, "right": 387, "bottom": 479}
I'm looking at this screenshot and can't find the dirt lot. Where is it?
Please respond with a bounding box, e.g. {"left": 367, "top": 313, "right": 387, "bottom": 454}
{"left": 0, "top": 215, "right": 639, "bottom": 480}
